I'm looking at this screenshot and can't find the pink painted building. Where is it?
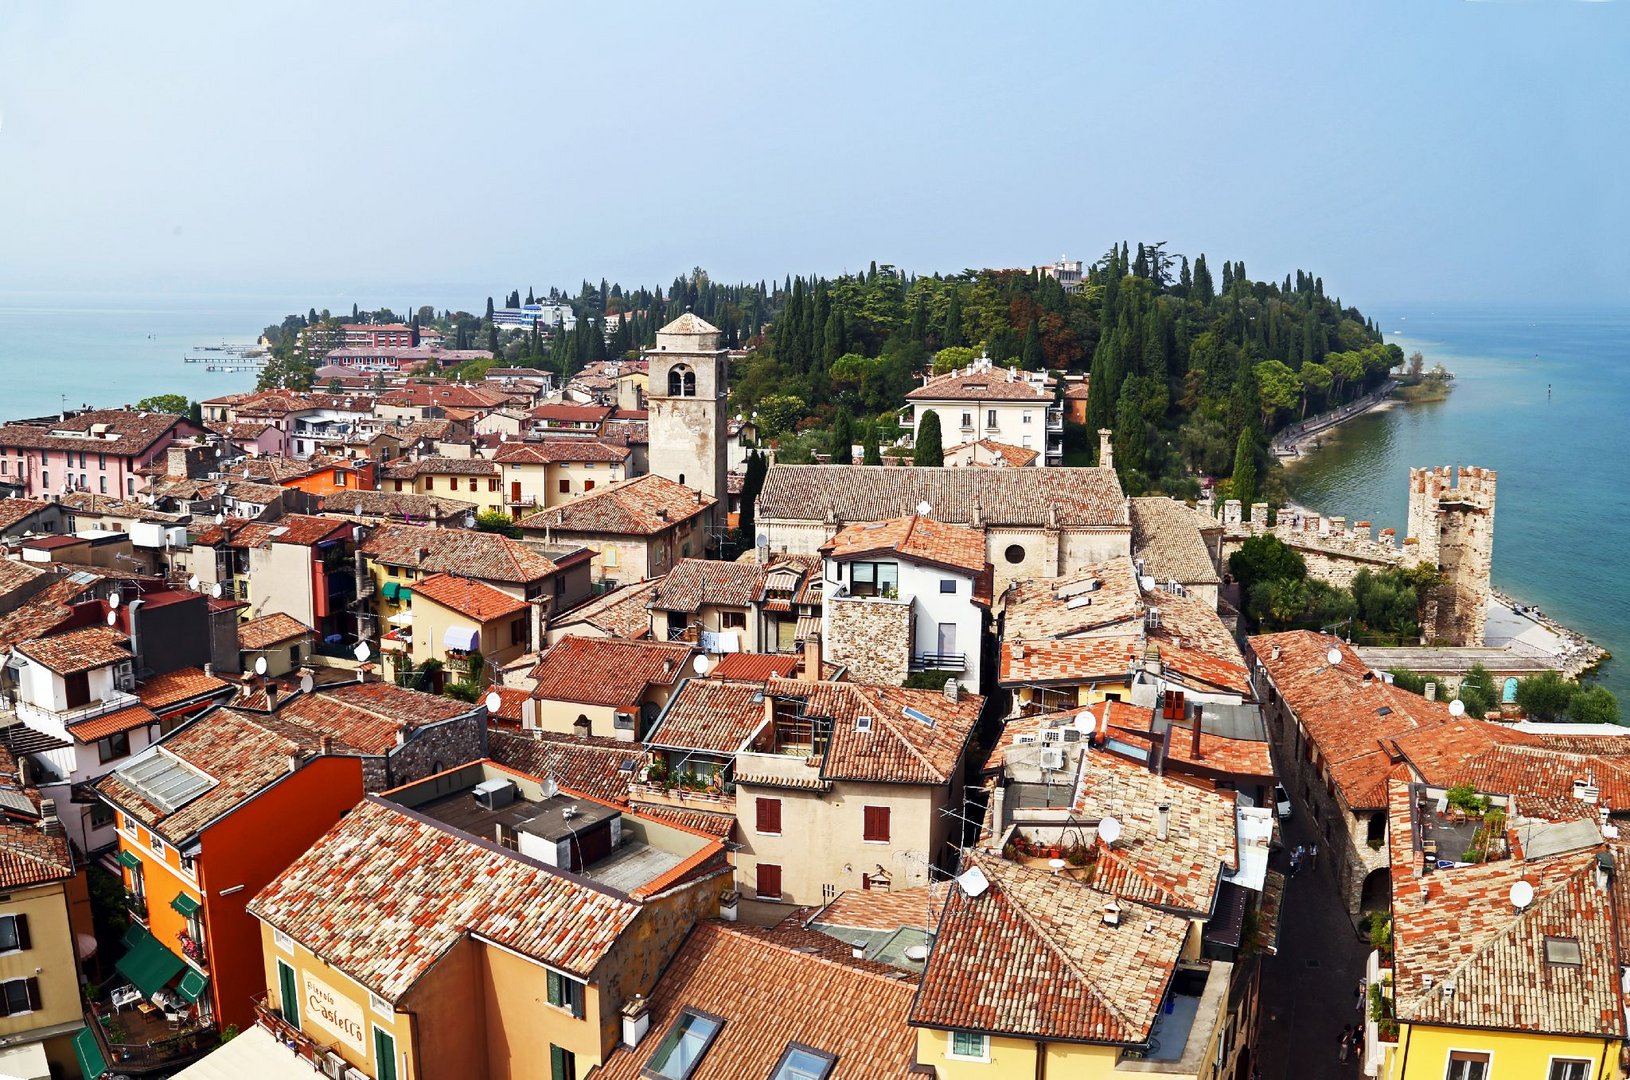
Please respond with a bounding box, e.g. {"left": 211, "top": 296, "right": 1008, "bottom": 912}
{"left": 0, "top": 409, "right": 204, "bottom": 499}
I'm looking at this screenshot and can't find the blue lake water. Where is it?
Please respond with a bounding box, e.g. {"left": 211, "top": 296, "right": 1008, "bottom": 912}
{"left": 1283, "top": 305, "right": 1630, "bottom": 699}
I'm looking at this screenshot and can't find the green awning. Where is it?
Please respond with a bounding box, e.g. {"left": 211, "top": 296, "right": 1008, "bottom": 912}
{"left": 382, "top": 581, "right": 401, "bottom": 600}
{"left": 170, "top": 891, "right": 201, "bottom": 917}
{"left": 73, "top": 1027, "right": 108, "bottom": 1080}
{"left": 117, "top": 850, "right": 140, "bottom": 869}
{"left": 115, "top": 927, "right": 185, "bottom": 999}
{"left": 177, "top": 968, "right": 208, "bottom": 1004}
{"left": 397, "top": 586, "right": 412, "bottom": 600}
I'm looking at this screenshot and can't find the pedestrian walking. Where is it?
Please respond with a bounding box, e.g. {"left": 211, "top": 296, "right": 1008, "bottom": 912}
{"left": 1289, "top": 851, "right": 1301, "bottom": 878}
{"left": 1309, "top": 843, "right": 1319, "bottom": 870}
{"left": 1356, "top": 977, "right": 1367, "bottom": 1011}
{"left": 1338, "top": 1025, "right": 1353, "bottom": 1063}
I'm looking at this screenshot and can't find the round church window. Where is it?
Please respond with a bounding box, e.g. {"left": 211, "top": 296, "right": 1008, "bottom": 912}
{"left": 1004, "top": 544, "right": 1026, "bottom": 565}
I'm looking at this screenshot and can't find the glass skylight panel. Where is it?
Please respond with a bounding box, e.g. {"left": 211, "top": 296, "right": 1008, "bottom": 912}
{"left": 646, "top": 1008, "right": 724, "bottom": 1079}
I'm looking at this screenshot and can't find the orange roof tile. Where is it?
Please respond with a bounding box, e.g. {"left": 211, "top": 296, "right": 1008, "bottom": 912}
{"left": 137, "top": 667, "right": 232, "bottom": 712}
{"left": 237, "top": 612, "right": 313, "bottom": 651}
{"left": 821, "top": 514, "right": 988, "bottom": 575}
{"left": 530, "top": 636, "right": 694, "bottom": 710}
{"left": 67, "top": 704, "right": 158, "bottom": 743}
{"left": 410, "top": 573, "right": 529, "bottom": 623}
{"left": 16, "top": 625, "right": 130, "bottom": 675}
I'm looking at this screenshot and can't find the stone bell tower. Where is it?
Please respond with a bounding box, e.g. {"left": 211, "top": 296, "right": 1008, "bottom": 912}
{"left": 645, "top": 311, "right": 728, "bottom": 507}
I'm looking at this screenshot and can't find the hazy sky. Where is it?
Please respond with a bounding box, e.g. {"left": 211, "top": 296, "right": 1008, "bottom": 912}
{"left": 1, "top": 2, "right": 1626, "bottom": 308}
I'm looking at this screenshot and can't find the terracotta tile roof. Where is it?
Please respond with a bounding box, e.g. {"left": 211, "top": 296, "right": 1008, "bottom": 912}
{"left": 646, "top": 679, "right": 767, "bottom": 754}
{"left": 1064, "top": 381, "right": 1091, "bottom": 400}
{"left": 709, "top": 653, "right": 800, "bottom": 680}
{"left": 905, "top": 367, "right": 1053, "bottom": 402}
{"left": 486, "top": 729, "right": 637, "bottom": 804}
{"left": 1000, "top": 636, "right": 1137, "bottom": 686}
{"left": 910, "top": 853, "right": 1187, "bottom": 1045}
{"left": 1130, "top": 497, "right": 1221, "bottom": 585}
{"left": 16, "top": 625, "right": 130, "bottom": 675}
{"left": 517, "top": 474, "right": 715, "bottom": 537}
{"left": 757, "top": 465, "right": 1127, "bottom": 529}
{"left": 0, "top": 409, "right": 187, "bottom": 456}
{"left": 1252, "top": 631, "right": 1460, "bottom": 809}
{"left": 765, "top": 678, "right": 982, "bottom": 786}
{"left": 821, "top": 514, "right": 988, "bottom": 576}
{"left": 208, "top": 420, "right": 276, "bottom": 441}
{"left": 237, "top": 612, "right": 313, "bottom": 651}
{"left": 942, "top": 439, "right": 1039, "bottom": 468}
{"left": 0, "top": 559, "right": 47, "bottom": 596}
{"left": 221, "top": 480, "right": 289, "bottom": 504}
{"left": 550, "top": 579, "right": 658, "bottom": 640}
{"left": 634, "top": 805, "right": 736, "bottom": 838}
{"left": 1386, "top": 781, "right": 1624, "bottom": 1037}
{"left": 1002, "top": 557, "right": 1145, "bottom": 640}
{"left": 379, "top": 455, "right": 498, "bottom": 479}
{"left": 67, "top": 704, "right": 159, "bottom": 743}
{"left": 248, "top": 796, "right": 642, "bottom": 1001}
{"left": 233, "top": 456, "right": 324, "bottom": 484}
{"left": 317, "top": 489, "right": 478, "bottom": 522}
{"left": 649, "top": 559, "right": 764, "bottom": 613}
{"left": 271, "top": 682, "right": 475, "bottom": 755}
{"left": 810, "top": 883, "right": 948, "bottom": 932}
{"left": 0, "top": 823, "right": 74, "bottom": 889}
{"left": 137, "top": 667, "right": 232, "bottom": 712}
{"left": 411, "top": 573, "right": 529, "bottom": 623}
{"left": 494, "top": 439, "right": 629, "bottom": 465}
{"left": 0, "top": 499, "right": 55, "bottom": 533}
{"left": 529, "top": 636, "right": 694, "bottom": 710}
{"left": 594, "top": 921, "right": 919, "bottom": 1080}
{"left": 528, "top": 403, "right": 613, "bottom": 423}
{"left": 228, "top": 515, "right": 350, "bottom": 549}
{"left": 361, "top": 523, "right": 563, "bottom": 584}
{"left": 0, "top": 578, "right": 92, "bottom": 649}
{"left": 377, "top": 384, "right": 510, "bottom": 410}
{"left": 1072, "top": 749, "right": 1238, "bottom": 913}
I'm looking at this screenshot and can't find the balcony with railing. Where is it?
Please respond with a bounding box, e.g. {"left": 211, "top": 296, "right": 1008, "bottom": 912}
{"left": 1046, "top": 408, "right": 1064, "bottom": 432}
{"left": 910, "top": 652, "right": 967, "bottom": 672}
{"left": 17, "top": 688, "right": 142, "bottom": 736}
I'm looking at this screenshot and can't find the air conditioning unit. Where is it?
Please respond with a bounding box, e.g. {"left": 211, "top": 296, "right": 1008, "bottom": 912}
{"left": 1145, "top": 608, "right": 1161, "bottom": 631}
{"left": 344, "top": 1068, "right": 370, "bottom": 1080}
{"left": 318, "top": 1052, "right": 348, "bottom": 1079}
{"left": 472, "top": 779, "right": 517, "bottom": 810}
{"left": 1039, "top": 746, "right": 1066, "bottom": 771}
{"left": 114, "top": 663, "right": 136, "bottom": 692}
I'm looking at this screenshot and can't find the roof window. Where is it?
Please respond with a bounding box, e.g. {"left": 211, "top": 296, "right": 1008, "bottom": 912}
{"left": 1544, "top": 936, "right": 1582, "bottom": 966}
{"left": 645, "top": 1008, "right": 725, "bottom": 1079}
{"left": 769, "top": 1043, "right": 837, "bottom": 1080}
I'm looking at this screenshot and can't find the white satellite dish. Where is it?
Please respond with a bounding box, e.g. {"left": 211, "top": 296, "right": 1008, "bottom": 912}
{"left": 106, "top": 610, "right": 119, "bottom": 627}
{"left": 108, "top": 592, "right": 120, "bottom": 609}
{"left": 904, "top": 943, "right": 930, "bottom": 962}
{"left": 210, "top": 583, "right": 223, "bottom": 599}
{"left": 187, "top": 575, "right": 200, "bottom": 592}
{"left": 253, "top": 656, "right": 268, "bottom": 676}
{"left": 299, "top": 673, "right": 314, "bottom": 694}
{"left": 954, "top": 864, "right": 990, "bottom": 899}
{"left": 1098, "top": 815, "right": 1123, "bottom": 847}
{"left": 1510, "top": 880, "right": 1534, "bottom": 910}
{"left": 484, "top": 691, "right": 503, "bottom": 714}
{"left": 215, "top": 513, "right": 225, "bottom": 524}
{"left": 1448, "top": 699, "right": 1466, "bottom": 717}
{"left": 539, "top": 774, "right": 560, "bottom": 799}
{"left": 916, "top": 500, "right": 933, "bottom": 517}
{"left": 692, "top": 654, "right": 711, "bottom": 676}
{"left": 1327, "top": 647, "right": 1342, "bottom": 666}
{"left": 352, "top": 642, "right": 371, "bottom": 663}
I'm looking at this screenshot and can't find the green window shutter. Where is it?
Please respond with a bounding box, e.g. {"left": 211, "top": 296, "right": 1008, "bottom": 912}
{"left": 374, "top": 1027, "right": 398, "bottom": 1080}
{"left": 277, "top": 961, "right": 299, "bottom": 1028}
{"left": 550, "top": 1044, "right": 576, "bottom": 1080}
{"left": 546, "top": 970, "right": 562, "bottom": 1007}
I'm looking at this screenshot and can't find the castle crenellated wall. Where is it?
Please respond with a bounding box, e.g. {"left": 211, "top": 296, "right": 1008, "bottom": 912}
{"left": 1218, "top": 466, "right": 1496, "bottom": 646}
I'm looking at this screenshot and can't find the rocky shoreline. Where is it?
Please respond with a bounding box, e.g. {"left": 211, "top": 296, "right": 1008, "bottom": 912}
{"left": 1489, "top": 586, "right": 1610, "bottom": 682}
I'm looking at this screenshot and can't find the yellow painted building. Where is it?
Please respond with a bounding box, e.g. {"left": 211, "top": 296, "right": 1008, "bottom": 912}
{"left": 0, "top": 821, "right": 87, "bottom": 1080}
{"left": 1382, "top": 1023, "right": 1617, "bottom": 1080}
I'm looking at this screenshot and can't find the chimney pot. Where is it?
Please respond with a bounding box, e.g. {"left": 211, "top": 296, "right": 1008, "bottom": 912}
{"left": 320, "top": 734, "right": 334, "bottom": 755}
{"left": 851, "top": 941, "right": 867, "bottom": 960}
{"left": 1157, "top": 803, "right": 1171, "bottom": 841}
{"left": 621, "top": 995, "right": 652, "bottom": 1050}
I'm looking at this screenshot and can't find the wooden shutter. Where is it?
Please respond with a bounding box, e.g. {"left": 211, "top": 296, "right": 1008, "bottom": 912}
{"left": 756, "top": 798, "right": 781, "bottom": 835}
{"left": 863, "top": 806, "right": 890, "bottom": 843}
{"left": 14, "top": 915, "right": 28, "bottom": 952}
{"left": 24, "top": 977, "right": 39, "bottom": 1012}
{"left": 756, "top": 863, "right": 782, "bottom": 899}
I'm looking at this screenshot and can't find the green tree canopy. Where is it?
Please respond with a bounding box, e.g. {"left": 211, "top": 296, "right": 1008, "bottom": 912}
{"left": 473, "top": 509, "right": 521, "bottom": 538}
{"left": 134, "top": 394, "right": 190, "bottom": 415}
{"left": 1231, "top": 430, "right": 1257, "bottom": 511}
{"left": 914, "top": 410, "right": 944, "bottom": 466}
{"left": 1228, "top": 534, "right": 1306, "bottom": 592}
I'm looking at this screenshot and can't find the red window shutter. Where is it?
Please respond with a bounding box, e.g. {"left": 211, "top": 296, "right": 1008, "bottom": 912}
{"left": 864, "top": 806, "right": 891, "bottom": 843}
{"left": 756, "top": 798, "right": 781, "bottom": 835}
{"left": 756, "top": 863, "right": 782, "bottom": 899}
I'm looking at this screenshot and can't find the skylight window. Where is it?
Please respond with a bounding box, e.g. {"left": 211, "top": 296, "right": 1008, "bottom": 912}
{"left": 1544, "top": 936, "right": 1583, "bottom": 966}
{"left": 645, "top": 1008, "right": 724, "bottom": 1079}
{"left": 769, "top": 1043, "right": 837, "bottom": 1080}
{"left": 1376, "top": 706, "right": 1392, "bottom": 717}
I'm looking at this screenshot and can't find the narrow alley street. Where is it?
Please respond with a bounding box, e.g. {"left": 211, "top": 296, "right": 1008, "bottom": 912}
{"left": 1256, "top": 816, "right": 1374, "bottom": 1080}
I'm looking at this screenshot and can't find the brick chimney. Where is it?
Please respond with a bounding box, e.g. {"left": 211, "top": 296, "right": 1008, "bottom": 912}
{"left": 621, "top": 995, "right": 652, "bottom": 1049}
{"left": 802, "top": 632, "right": 822, "bottom": 681}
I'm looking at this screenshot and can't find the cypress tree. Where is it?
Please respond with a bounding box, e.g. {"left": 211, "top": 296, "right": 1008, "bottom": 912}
{"left": 829, "top": 407, "right": 855, "bottom": 464}
{"left": 1022, "top": 318, "right": 1044, "bottom": 370}
{"left": 942, "top": 290, "right": 964, "bottom": 348}
{"left": 1114, "top": 377, "right": 1147, "bottom": 477}
{"left": 1193, "top": 256, "right": 1214, "bottom": 305}
{"left": 1179, "top": 257, "right": 1192, "bottom": 297}
{"left": 1221, "top": 261, "right": 1234, "bottom": 294}
{"left": 1133, "top": 243, "right": 1149, "bottom": 280}
{"left": 913, "top": 410, "right": 944, "bottom": 466}
{"left": 1232, "top": 430, "right": 1257, "bottom": 515}
{"left": 738, "top": 450, "right": 769, "bottom": 545}
{"left": 486, "top": 297, "right": 495, "bottom": 319}
{"left": 862, "top": 422, "right": 882, "bottom": 465}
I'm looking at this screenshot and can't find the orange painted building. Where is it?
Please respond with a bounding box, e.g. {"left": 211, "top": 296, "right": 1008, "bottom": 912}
{"left": 281, "top": 457, "right": 376, "bottom": 496}
{"left": 98, "top": 709, "right": 367, "bottom": 1032}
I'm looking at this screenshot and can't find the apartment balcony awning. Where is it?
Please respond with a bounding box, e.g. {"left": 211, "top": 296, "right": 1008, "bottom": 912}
{"left": 116, "top": 926, "right": 186, "bottom": 999}
{"left": 72, "top": 1028, "right": 107, "bottom": 1080}
{"left": 177, "top": 968, "right": 209, "bottom": 1004}
{"left": 170, "top": 891, "right": 201, "bottom": 917}
{"left": 443, "top": 625, "right": 480, "bottom": 652}
{"left": 117, "top": 850, "right": 140, "bottom": 869}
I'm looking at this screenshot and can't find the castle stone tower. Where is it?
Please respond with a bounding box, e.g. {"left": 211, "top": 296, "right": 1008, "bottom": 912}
{"left": 1407, "top": 465, "right": 1496, "bottom": 646}
{"left": 646, "top": 311, "right": 729, "bottom": 507}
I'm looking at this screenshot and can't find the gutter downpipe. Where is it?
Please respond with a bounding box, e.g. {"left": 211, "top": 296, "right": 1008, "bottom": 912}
{"left": 1035, "top": 1040, "right": 1045, "bottom": 1079}
{"left": 1398, "top": 1021, "right": 1412, "bottom": 1079}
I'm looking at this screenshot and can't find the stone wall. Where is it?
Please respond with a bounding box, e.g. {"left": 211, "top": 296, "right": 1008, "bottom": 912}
{"left": 826, "top": 594, "right": 913, "bottom": 686}
{"left": 379, "top": 708, "right": 488, "bottom": 789}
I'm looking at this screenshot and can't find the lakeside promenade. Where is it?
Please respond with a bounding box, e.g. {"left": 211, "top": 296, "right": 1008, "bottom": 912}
{"left": 1272, "top": 380, "right": 1397, "bottom": 459}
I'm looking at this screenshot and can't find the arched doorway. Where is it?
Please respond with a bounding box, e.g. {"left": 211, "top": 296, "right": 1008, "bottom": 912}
{"left": 1360, "top": 868, "right": 1391, "bottom": 915}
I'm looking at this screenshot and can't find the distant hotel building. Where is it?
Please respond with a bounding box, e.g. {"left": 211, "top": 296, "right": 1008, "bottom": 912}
{"left": 493, "top": 302, "right": 577, "bottom": 333}
{"left": 1034, "top": 255, "right": 1084, "bottom": 291}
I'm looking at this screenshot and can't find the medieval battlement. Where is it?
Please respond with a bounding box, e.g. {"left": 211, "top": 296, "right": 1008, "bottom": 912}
{"left": 1211, "top": 464, "right": 1497, "bottom": 646}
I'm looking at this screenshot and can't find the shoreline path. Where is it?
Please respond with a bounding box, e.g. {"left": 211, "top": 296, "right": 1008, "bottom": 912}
{"left": 1273, "top": 380, "right": 1398, "bottom": 460}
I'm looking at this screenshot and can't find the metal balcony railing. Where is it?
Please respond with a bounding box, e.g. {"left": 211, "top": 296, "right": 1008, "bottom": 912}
{"left": 910, "top": 652, "right": 967, "bottom": 672}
